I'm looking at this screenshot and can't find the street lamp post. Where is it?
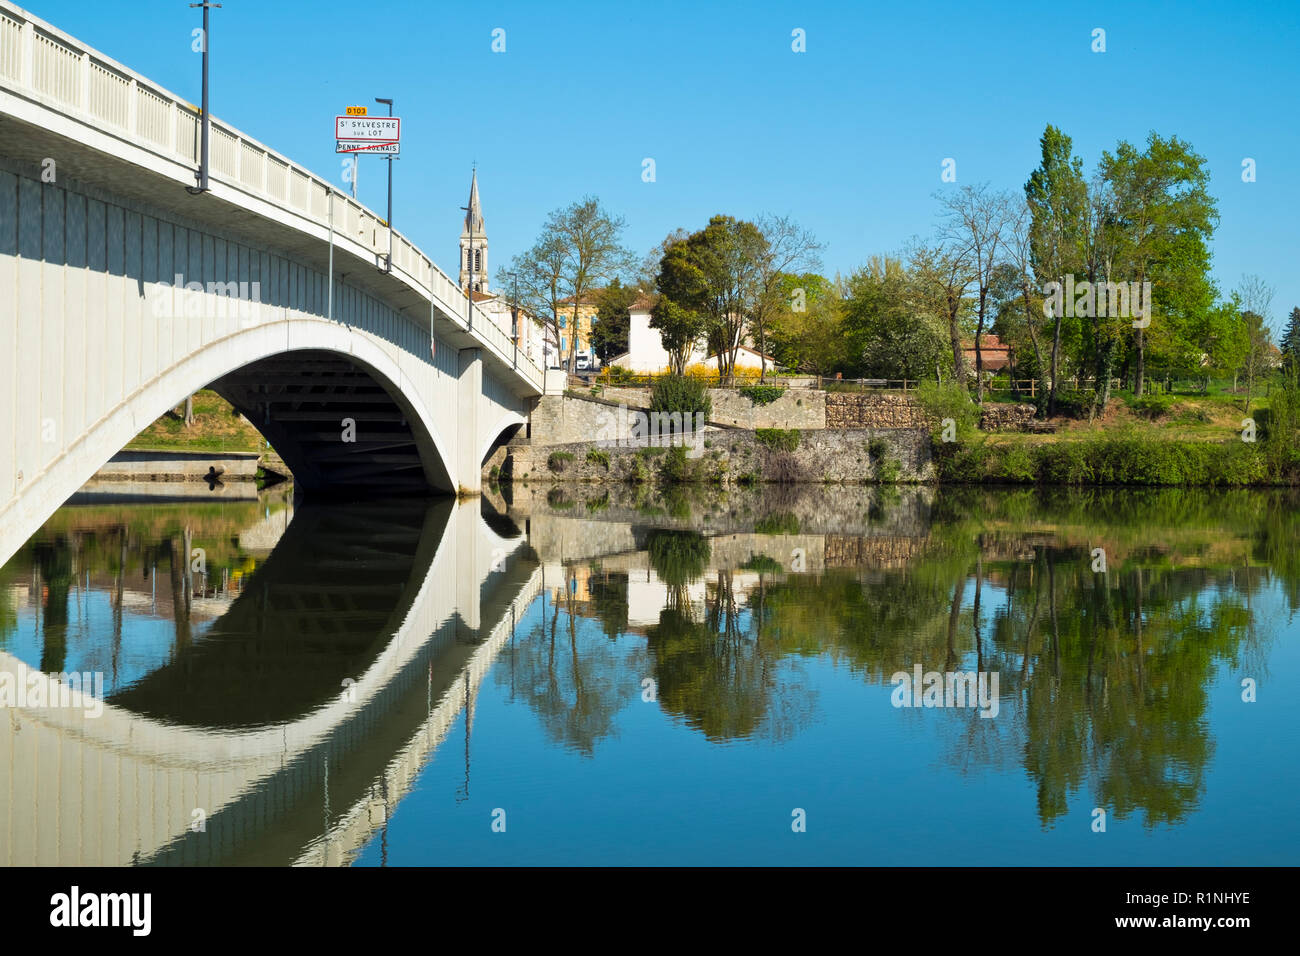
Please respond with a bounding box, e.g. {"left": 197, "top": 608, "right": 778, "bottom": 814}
{"left": 186, "top": 2, "right": 221, "bottom": 195}
{"left": 504, "top": 270, "right": 520, "bottom": 366}
{"left": 460, "top": 190, "right": 475, "bottom": 333}
{"left": 375, "top": 97, "right": 393, "bottom": 273}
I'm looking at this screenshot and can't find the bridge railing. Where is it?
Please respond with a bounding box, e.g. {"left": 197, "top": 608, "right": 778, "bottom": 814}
{"left": 0, "top": 1, "right": 543, "bottom": 392}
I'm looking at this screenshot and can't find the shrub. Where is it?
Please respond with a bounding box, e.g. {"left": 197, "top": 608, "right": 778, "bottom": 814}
{"left": 661, "top": 444, "right": 700, "bottom": 484}
{"left": 867, "top": 438, "right": 889, "bottom": 461}
{"left": 546, "top": 487, "right": 574, "bottom": 508}
{"left": 586, "top": 448, "right": 611, "bottom": 470}
{"left": 547, "top": 451, "right": 575, "bottom": 472}
{"left": 755, "top": 428, "right": 801, "bottom": 452}
{"left": 766, "top": 450, "right": 807, "bottom": 483}
{"left": 600, "top": 365, "right": 635, "bottom": 384}
{"left": 682, "top": 363, "right": 763, "bottom": 384}
{"left": 916, "top": 380, "right": 979, "bottom": 442}
{"left": 1050, "top": 390, "right": 1090, "bottom": 419}
{"left": 992, "top": 442, "right": 1037, "bottom": 483}
{"left": 627, "top": 456, "right": 650, "bottom": 484}
{"left": 651, "top": 374, "right": 713, "bottom": 421}
{"left": 936, "top": 434, "right": 1270, "bottom": 487}
{"left": 738, "top": 385, "right": 785, "bottom": 406}
{"left": 875, "top": 457, "right": 902, "bottom": 484}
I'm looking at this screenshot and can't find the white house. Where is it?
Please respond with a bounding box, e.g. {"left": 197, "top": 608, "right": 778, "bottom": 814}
{"left": 612, "top": 295, "right": 778, "bottom": 373}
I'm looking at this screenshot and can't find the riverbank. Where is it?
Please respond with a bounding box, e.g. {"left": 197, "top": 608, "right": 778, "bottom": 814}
{"left": 498, "top": 385, "right": 1297, "bottom": 488}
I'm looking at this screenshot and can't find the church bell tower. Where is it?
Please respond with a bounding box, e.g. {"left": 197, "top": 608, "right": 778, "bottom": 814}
{"left": 459, "top": 169, "right": 488, "bottom": 293}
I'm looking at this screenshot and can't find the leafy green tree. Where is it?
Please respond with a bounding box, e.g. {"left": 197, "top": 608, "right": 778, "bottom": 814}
{"left": 1098, "top": 132, "right": 1219, "bottom": 400}
{"left": 842, "top": 257, "right": 949, "bottom": 380}
{"left": 591, "top": 278, "right": 637, "bottom": 363}
{"left": 909, "top": 240, "right": 975, "bottom": 386}
{"left": 747, "top": 215, "right": 823, "bottom": 381}
{"left": 651, "top": 237, "right": 709, "bottom": 374}
{"left": 1280, "top": 307, "right": 1300, "bottom": 372}
{"left": 1025, "top": 125, "right": 1088, "bottom": 415}
{"left": 767, "top": 272, "right": 846, "bottom": 375}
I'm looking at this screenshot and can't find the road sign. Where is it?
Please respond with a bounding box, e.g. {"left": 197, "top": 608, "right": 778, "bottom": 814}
{"left": 336, "top": 140, "right": 399, "bottom": 154}
{"left": 335, "top": 116, "right": 400, "bottom": 141}
{"left": 345, "top": 105, "right": 367, "bottom": 116}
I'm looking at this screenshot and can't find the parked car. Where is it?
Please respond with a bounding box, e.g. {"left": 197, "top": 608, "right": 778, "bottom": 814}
{"left": 576, "top": 355, "right": 591, "bottom": 371}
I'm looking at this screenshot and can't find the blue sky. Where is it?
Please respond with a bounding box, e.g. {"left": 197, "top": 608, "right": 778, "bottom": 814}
{"left": 26, "top": 0, "right": 1300, "bottom": 329}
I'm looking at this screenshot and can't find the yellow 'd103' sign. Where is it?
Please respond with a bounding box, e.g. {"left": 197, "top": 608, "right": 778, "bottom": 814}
{"left": 345, "top": 106, "right": 367, "bottom": 116}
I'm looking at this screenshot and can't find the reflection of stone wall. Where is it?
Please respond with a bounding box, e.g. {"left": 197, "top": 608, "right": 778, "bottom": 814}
{"left": 825, "top": 393, "right": 929, "bottom": 428}
{"left": 980, "top": 403, "right": 1037, "bottom": 432}
{"left": 823, "top": 534, "right": 924, "bottom": 569}
{"left": 505, "top": 483, "right": 937, "bottom": 565}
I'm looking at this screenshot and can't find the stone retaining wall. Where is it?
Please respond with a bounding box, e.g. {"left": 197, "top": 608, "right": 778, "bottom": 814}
{"left": 485, "top": 427, "right": 934, "bottom": 485}
{"left": 979, "top": 403, "right": 1038, "bottom": 432}
{"left": 532, "top": 389, "right": 934, "bottom": 446}
{"left": 825, "top": 392, "right": 930, "bottom": 428}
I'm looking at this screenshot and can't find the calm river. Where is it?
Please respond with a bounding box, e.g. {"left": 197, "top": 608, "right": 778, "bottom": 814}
{"left": 1, "top": 482, "right": 1297, "bottom": 865}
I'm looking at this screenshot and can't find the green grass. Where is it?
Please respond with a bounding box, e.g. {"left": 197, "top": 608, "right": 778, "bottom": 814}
{"left": 126, "top": 389, "right": 269, "bottom": 453}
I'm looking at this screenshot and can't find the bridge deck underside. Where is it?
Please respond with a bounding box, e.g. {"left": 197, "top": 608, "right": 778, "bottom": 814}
{"left": 213, "top": 351, "right": 433, "bottom": 494}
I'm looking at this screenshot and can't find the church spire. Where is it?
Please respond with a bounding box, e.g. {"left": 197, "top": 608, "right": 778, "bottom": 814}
{"left": 464, "top": 167, "right": 484, "bottom": 236}
{"left": 459, "top": 167, "right": 488, "bottom": 293}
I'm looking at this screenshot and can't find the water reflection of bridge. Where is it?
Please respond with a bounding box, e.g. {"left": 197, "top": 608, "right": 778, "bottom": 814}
{"left": 0, "top": 497, "right": 540, "bottom": 866}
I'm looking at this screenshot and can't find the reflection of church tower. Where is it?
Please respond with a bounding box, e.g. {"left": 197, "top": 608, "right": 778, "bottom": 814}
{"left": 459, "top": 169, "right": 488, "bottom": 293}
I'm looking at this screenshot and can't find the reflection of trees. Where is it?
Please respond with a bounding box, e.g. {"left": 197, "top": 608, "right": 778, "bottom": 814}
{"left": 646, "top": 529, "right": 709, "bottom": 614}
{"left": 586, "top": 566, "right": 628, "bottom": 640}
{"left": 500, "top": 567, "right": 645, "bottom": 757}
{"left": 34, "top": 539, "right": 73, "bottom": 672}
{"left": 1003, "top": 551, "right": 1240, "bottom": 828}
{"left": 755, "top": 513, "right": 1262, "bottom": 828}
{"left": 507, "top": 487, "right": 1284, "bottom": 825}
{"left": 646, "top": 569, "right": 816, "bottom": 743}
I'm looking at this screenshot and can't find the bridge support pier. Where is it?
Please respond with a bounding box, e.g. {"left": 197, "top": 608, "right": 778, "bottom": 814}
{"left": 456, "top": 348, "right": 482, "bottom": 496}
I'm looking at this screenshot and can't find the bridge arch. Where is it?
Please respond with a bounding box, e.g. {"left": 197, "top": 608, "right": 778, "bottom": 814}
{"left": 478, "top": 410, "right": 527, "bottom": 467}
{"left": 4, "top": 318, "right": 458, "bottom": 564}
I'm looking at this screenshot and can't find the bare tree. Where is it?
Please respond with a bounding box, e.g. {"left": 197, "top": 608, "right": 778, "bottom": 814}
{"left": 1005, "top": 199, "right": 1049, "bottom": 412}
{"left": 938, "top": 185, "right": 1013, "bottom": 401}
{"left": 500, "top": 232, "right": 568, "bottom": 370}
{"left": 909, "top": 235, "right": 976, "bottom": 386}
{"left": 1238, "top": 273, "right": 1276, "bottom": 414}
{"left": 551, "top": 197, "right": 637, "bottom": 373}
{"left": 750, "top": 214, "right": 823, "bottom": 382}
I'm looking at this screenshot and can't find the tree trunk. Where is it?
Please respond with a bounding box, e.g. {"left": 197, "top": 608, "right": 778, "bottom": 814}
{"left": 1135, "top": 327, "right": 1145, "bottom": 397}
{"left": 1090, "top": 338, "right": 1116, "bottom": 421}
{"left": 183, "top": 394, "right": 194, "bottom": 426}
{"left": 1049, "top": 311, "right": 1063, "bottom": 416}
{"left": 1021, "top": 283, "right": 1048, "bottom": 418}
{"left": 948, "top": 293, "right": 967, "bottom": 385}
